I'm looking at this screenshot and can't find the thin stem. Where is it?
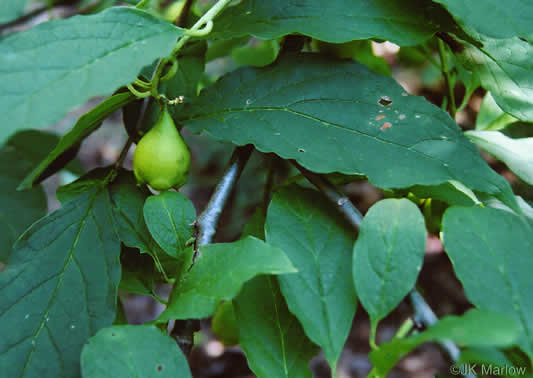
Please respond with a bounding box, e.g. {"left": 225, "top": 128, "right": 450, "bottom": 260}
{"left": 369, "top": 323, "right": 378, "bottom": 350}
{"left": 394, "top": 318, "right": 414, "bottom": 339}
{"left": 292, "top": 162, "right": 363, "bottom": 230}
{"left": 437, "top": 38, "right": 457, "bottom": 119}
{"left": 151, "top": 0, "right": 232, "bottom": 93}
{"left": 409, "top": 290, "right": 471, "bottom": 371}
{"left": 194, "top": 145, "right": 254, "bottom": 251}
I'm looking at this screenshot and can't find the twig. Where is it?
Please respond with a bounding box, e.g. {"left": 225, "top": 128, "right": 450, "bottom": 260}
{"left": 292, "top": 162, "right": 363, "bottom": 230}
{"left": 194, "top": 145, "right": 254, "bottom": 251}
{"left": 171, "top": 144, "right": 253, "bottom": 355}
{"left": 409, "top": 290, "right": 460, "bottom": 360}
{"left": 292, "top": 164, "right": 468, "bottom": 371}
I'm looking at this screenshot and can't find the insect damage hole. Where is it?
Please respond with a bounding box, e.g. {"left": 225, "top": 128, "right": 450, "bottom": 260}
{"left": 156, "top": 364, "right": 164, "bottom": 372}
{"left": 378, "top": 96, "right": 393, "bottom": 106}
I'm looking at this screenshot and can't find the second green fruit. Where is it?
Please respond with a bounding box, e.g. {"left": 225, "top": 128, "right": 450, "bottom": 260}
{"left": 133, "top": 105, "right": 191, "bottom": 191}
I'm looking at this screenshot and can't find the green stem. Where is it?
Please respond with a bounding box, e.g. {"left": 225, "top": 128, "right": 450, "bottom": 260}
{"left": 150, "top": 0, "right": 232, "bottom": 95}
{"left": 394, "top": 318, "right": 414, "bottom": 339}
{"left": 437, "top": 38, "right": 457, "bottom": 119}
{"left": 369, "top": 322, "right": 378, "bottom": 350}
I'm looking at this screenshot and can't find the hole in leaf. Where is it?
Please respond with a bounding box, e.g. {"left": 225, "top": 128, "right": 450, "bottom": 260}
{"left": 157, "top": 364, "right": 163, "bottom": 372}
{"left": 298, "top": 148, "right": 305, "bottom": 153}
{"left": 378, "top": 96, "right": 393, "bottom": 106}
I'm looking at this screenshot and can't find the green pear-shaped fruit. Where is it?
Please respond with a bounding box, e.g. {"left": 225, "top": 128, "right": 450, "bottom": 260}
{"left": 133, "top": 106, "right": 191, "bottom": 191}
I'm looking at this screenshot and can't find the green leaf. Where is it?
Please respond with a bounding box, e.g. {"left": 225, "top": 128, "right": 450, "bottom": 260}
{"left": 211, "top": 301, "right": 239, "bottom": 346}
{"left": 232, "top": 39, "right": 280, "bottom": 67}
{"left": 442, "top": 206, "right": 533, "bottom": 357}
{"left": 211, "top": 0, "right": 454, "bottom": 46}
{"left": 119, "top": 245, "right": 157, "bottom": 297}
{"left": 458, "top": 36, "right": 533, "bottom": 122}
{"left": 157, "top": 236, "right": 296, "bottom": 321}
{"left": 0, "top": 0, "right": 29, "bottom": 24}
{"left": 179, "top": 53, "right": 513, "bottom": 203}
{"left": 0, "top": 7, "right": 183, "bottom": 141}
{"left": 353, "top": 199, "right": 426, "bottom": 335}
{"left": 315, "top": 40, "right": 391, "bottom": 76}
{"left": 7, "top": 130, "right": 85, "bottom": 176}
{"left": 234, "top": 276, "right": 319, "bottom": 378}
{"left": 407, "top": 180, "right": 480, "bottom": 206}
{"left": 143, "top": 191, "right": 196, "bottom": 258}
{"left": 241, "top": 207, "right": 266, "bottom": 240}
{"left": 458, "top": 347, "right": 516, "bottom": 371}
{"left": 265, "top": 186, "right": 357, "bottom": 371}
{"left": 107, "top": 171, "right": 182, "bottom": 277}
{"left": 466, "top": 131, "right": 533, "bottom": 185}
{"left": 0, "top": 171, "right": 121, "bottom": 378}
{"left": 476, "top": 92, "right": 517, "bottom": 131}
{"left": 369, "top": 310, "right": 520, "bottom": 377}
{"left": 81, "top": 325, "right": 192, "bottom": 378}
{"left": 206, "top": 37, "right": 249, "bottom": 62}
{"left": 18, "top": 92, "right": 133, "bottom": 190}
{"left": 0, "top": 146, "right": 46, "bottom": 262}
{"left": 431, "top": 0, "right": 533, "bottom": 41}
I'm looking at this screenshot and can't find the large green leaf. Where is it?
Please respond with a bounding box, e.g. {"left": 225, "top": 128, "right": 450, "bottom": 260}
{"left": 179, "top": 53, "right": 513, "bottom": 204}
{"left": 353, "top": 199, "right": 426, "bottom": 336}
{"left": 211, "top": 0, "right": 454, "bottom": 46}
{"left": 265, "top": 186, "right": 357, "bottom": 371}
{"left": 466, "top": 130, "right": 533, "bottom": 185}
{"left": 0, "top": 0, "right": 29, "bottom": 24}
{"left": 0, "top": 171, "right": 121, "bottom": 378}
{"left": 235, "top": 209, "right": 318, "bottom": 377}
{"left": 157, "top": 236, "right": 296, "bottom": 321}
{"left": 18, "top": 92, "right": 134, "bottom": 190}
{"left": 143, "top": 191, "right": 196, "bottom": 258}
{"left": 81, "top": 325, "right": 192, "bottom": 378}
{"left": 458, "top": 36, "right": 533, "bottom": 122}
{"left": 442, "top": 206, "right": 533, "bottom": 357}
{"left": 432, "top": 0, "right": 533, "bottom": 41}
{"left": 369, "top": 310, "right": 520, "bottom": 377}
{"left": 0, "top": 7, "right": 183, "bottom": 141}
{"left": 234, "top": 276, "right": 319, "bottom": 378}
{"left": 0, "top": 146, "right": 46, "bottom": 262}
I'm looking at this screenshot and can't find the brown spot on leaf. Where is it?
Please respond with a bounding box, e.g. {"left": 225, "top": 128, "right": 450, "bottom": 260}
{"left": 380, "top": 122, "right": 392, "bottom": 131}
